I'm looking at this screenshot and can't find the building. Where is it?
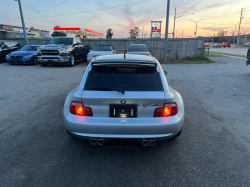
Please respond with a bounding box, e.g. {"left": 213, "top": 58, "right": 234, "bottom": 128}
{"left": 53, "top": 27, "right": 104, "bottom": 39}
{"left": 0, "top": 24, "right": 50, "bottom": 39}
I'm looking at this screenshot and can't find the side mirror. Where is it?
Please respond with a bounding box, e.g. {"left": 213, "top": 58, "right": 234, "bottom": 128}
{"left": 164, "top": 70, "right": 168, "bottom": 76}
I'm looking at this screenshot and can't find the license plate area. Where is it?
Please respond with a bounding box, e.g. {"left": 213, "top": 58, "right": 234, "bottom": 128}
{"left": 109, "top": 104, "right": 137, "bottom": 118}
{"left": 13, "top": 59, "right": 19, "bottom": 63}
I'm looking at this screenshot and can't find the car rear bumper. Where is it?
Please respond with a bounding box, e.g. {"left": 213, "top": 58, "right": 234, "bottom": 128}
{"left": 63, "top": 105, "right": 184, "bottom": 141}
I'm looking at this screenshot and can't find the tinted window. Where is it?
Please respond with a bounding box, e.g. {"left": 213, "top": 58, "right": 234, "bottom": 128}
{"left": 20, "top": 46, "right": 39, "bottom": 51}
{"left": 48, "top": 38, "right": 73, "bottom": 45}
{"left": 128, "top": 45, "right": 148, "bottom": 52}
{"left": 84, "top": 66, "right": 163, "bottom": 91}
{"left": 93, "top": 46, "right": 112, "bottom": 51}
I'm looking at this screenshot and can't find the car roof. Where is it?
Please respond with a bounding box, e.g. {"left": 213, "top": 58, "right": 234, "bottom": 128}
{"left": 92, "top": 54, "right": 156, "bottom": 63}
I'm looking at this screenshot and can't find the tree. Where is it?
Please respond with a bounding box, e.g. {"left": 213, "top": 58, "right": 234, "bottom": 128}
{"left": 106, "top": 28, "right": 113, "bottom": 39}
{"left": 128, "top": 26, "right": 139, "bottom": 39}
{"left": 51, "top": 25, "right": 67, "bottom": 37}
{"left": 30, "top": 26, "right": 35, "bottom": 29}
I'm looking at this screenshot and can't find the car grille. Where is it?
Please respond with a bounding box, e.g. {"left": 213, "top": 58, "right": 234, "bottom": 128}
{"left": 41, "top": 50, "right": 60, "bottom": 55}
{"left": 10, "top": 56, "right": 23, "bottom": 59}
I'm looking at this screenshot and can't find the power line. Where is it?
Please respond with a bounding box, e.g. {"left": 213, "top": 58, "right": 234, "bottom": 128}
{"left": 2, "top": 0, "right": 149, "bottom": 22}
{"left": 177, "top": 0, "right": 203, "bottom": 16}
{"left": 2, "top": 0, "right": 70, "bottom": 22}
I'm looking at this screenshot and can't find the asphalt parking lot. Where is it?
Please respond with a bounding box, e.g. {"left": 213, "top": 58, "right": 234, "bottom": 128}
{"left": 1, "top": 58, "right": 250, "bottom": 187}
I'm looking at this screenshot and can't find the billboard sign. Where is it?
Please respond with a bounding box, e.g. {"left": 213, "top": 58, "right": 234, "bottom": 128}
{"left": 151, "top": 21, "right": 162, "bottom": 38}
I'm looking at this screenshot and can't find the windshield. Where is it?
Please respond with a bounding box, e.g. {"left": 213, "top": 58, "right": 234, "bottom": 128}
{"left": 128, "top": 45, "right": 148, "bottom": 52}
{"left": 48, "top": 38, "right": 72, "bottom": 45}
{"left": 84, "top": 66, "right": 163, "bottom": 91}
{"left": 20, "top": 46, "right": 39, "bottom": 51}
{"left": 93, "top": 46, "right": 112, "bottom": 51}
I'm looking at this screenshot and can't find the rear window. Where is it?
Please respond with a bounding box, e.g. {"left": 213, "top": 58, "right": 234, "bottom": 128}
{"left": 84, "top": 66, "right": 163, "bottom": 91}
{"left": 128, "top": 45, "right": 148, "bottom": 52}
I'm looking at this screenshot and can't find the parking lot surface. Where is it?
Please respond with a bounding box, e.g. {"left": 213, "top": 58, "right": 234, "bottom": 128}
{"left": 210, "top": 46, "right": 248, "bottom": 56}
{"left": 1, "top": 58, "right": 250, "bottom": 187}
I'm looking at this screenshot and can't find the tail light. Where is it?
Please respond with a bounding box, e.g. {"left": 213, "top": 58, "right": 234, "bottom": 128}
{"left": 154, "top": 103, "right": 178, "bottom": 117}
{"left": 70, "top": 101, "right": 93, "bottom": 116}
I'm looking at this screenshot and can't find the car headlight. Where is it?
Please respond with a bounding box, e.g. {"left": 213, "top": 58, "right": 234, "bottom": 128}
{"left": 61, "top": 49, "right": 69, "bottom": 53}
{"left": 6, "top": 55, "right": 10, "bottom": 58}
{"left": 23, "top": 55, "right": 33, "bottom": 58}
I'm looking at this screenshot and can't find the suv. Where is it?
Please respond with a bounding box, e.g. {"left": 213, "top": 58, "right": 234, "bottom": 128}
{"left": 37, "top": 37, "right": 89, "bottom": 67}
{"left": 0, "top": 41, "right": 21, "bottom": 63}
{"left": 127, "top": 44, "right": 151, "bottom": 56}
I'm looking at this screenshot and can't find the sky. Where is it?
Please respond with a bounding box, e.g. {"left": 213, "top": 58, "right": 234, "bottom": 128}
{"left": 0, "top": 0, "right": 249, "bottom": 38}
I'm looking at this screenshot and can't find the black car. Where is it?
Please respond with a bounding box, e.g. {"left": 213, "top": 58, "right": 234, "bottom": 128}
{"left": 247, "top": 47, "right": 250, "bottom": 66}
{"left": 37, "top": 37, "right": 89, "bottom": 67}
{"left": 0, "top": 41, "right": 21, "bottom": 63}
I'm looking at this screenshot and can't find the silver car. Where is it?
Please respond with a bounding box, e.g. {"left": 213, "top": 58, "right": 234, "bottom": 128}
{"left": 127, "top": 44, "right": 151, "bottom": 56}
{"left": 64, "top": 54, "right": 184, "bottom": 146}
{"left": 87, "top": 45, "right": 116, "bottom": 64}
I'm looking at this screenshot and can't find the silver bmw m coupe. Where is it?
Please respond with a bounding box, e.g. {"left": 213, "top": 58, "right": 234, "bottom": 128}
{"left": 63, "top": 54, "right": 184, "bottom": 146}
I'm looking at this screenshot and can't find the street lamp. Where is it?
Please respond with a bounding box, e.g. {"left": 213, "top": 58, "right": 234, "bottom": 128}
{"left": 15, "top": 0, "right": 29, "bottom": 45}
{"left": 190, "top": 19, "right": 204, "bottom": 38}
{"left": 173, "top": 7, "right": 194, "bottom": 38}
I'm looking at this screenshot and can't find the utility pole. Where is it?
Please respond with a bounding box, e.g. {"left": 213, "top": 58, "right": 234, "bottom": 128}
{"left": 16, "top": 0, "right": 29, "bottom": 45}
{"left": 190, "top": 19, "right": 204, "bottom": 38}
{"left": 163, "top": 0, "right": 170, "bottom": 61}
{"left": 233, "top": 24, "right": 237, "bottom": 45}
{"left": 173, "top": 8, "right": 176, "bottom": 38}
{"left": 237, "top": 8, "right": 244, "bottom": 47}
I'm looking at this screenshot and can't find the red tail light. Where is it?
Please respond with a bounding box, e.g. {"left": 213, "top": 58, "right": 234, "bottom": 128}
{"left": 70, "top": 101, "right": 93, "bottom": 116}
{"left": 154, "top": 103, "right": 178, "bottom": 117}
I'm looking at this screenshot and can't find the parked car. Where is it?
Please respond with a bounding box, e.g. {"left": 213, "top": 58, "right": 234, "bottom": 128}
{"left": 87, "top": 45, "right": 116, "bottom": 64}
{"left": 214, "top": 43, "right": 221, "bottom": 48}
{"left": 6, "top": 45, "right": 41, "bottom": 65}
{"left": 63, "top": 54, "right": 185, "bottom": 146}
{"left": 204, "top": 43, "right": 211, "bottom": 47}
{"left": 37, "top": 37, "right": 89, "bottom": 67}
{"left": 221, "top": 42, "right": 231, "bottom": 48}
{"left": 246, "top": 47, "right": 250, "bottom": 66}
{"left": 127, "top": 44, "right": 151, "bottom": 56}
{"left": 0, "top": 41, "right": 21, "bottom": 63}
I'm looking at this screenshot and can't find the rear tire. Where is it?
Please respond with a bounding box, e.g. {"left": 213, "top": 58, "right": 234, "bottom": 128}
{"left": 34, "top": 56, "right": 39, "bottom": 65}
{"left": 172, "top": 129, "right": 182, "bottom": 139}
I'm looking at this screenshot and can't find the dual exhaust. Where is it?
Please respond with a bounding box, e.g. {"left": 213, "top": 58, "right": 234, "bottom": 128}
{"left": 142, "top": 138, "right": 156, "bottom": 146}
{"left": 90, "top": 138, "right": 105, "bottom": 146}
{"left": 90, "top": 137, "right": 156, "bottom": 146}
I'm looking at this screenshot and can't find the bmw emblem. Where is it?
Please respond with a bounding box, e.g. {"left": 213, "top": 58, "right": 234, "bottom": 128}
{"left": 120, "top": 99, "right": 126, "bottom": 104}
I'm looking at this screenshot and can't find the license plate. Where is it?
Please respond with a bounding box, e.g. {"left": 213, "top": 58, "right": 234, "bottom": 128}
{"left": 109, "top": 104, "right": 137, "bottom": 118}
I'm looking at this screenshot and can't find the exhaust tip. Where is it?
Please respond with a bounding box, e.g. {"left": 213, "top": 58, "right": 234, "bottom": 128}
{"left": 97, "top": 138, "right": 104, "bottom": 146}
{"left": 149, "top": 139, "right": 156, "bottom": 146}
{"left": 90, "top": 138, "right": 97, "bottom": 145}
{"left": 142, "top": 139, "right": 149, "bottom": 146}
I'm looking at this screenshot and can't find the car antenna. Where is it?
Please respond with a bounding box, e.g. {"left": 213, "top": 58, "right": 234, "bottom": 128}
{"left": 124, "top": 50, "right": 126, "bottom": 59}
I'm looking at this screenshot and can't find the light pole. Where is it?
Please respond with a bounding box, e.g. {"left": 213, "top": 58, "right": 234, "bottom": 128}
{"left": 15, "top": 0, "right": 29, "bottom": 45}
{"left": 163, "top": 0, "right": 170, "bottom": 61}
{"left": 173, "top": 8, "right": 193, "bottom": 38}
{"left": 190, "top": 19, "right": 204, "bottom": 38}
